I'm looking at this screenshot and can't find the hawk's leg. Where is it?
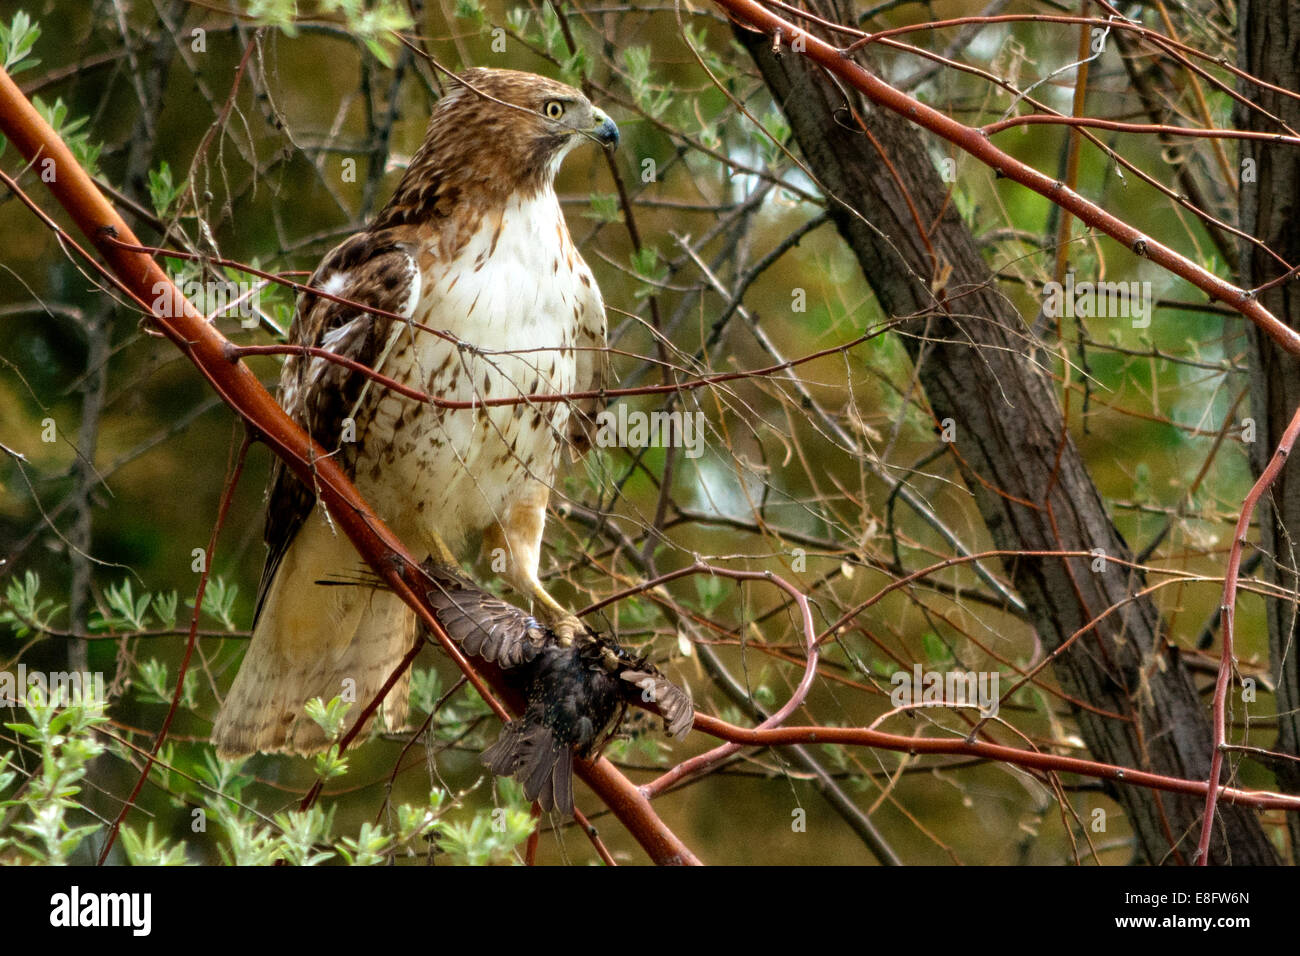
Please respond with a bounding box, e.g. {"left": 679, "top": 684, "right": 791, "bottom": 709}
{"left": 418, "top": 525, "right": 460, "bottom": 570}
{"left": 482, "top": 484, "right": 586, "bottom": 646}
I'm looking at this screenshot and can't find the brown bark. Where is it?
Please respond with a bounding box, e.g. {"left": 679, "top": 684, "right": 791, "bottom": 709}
{"left": 736, "top": 0, "right": 1278, "bottom": 863}
{"left": 1239, "top": 0, "right": 1300, "bottom": 856}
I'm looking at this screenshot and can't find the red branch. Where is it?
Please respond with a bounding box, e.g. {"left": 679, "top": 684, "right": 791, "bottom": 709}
{"left": 1199, "top": 403, "right": 1300, "bottom": 862}
{"left": 689, "top": 715, "right": 1300, "bottom": 812}
{"left": 98, "top": 434, "right": 249, "bottom": 864}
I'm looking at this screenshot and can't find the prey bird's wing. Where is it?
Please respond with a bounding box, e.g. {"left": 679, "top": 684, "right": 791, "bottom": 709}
{"left": 422, "top": 569, "right": 547, "bottom": 669}
{"left": 420, "top": 563, "right": 694, "bottom": 815}
{"left": 621, "top": 669, "right": 694, "bottom": 739}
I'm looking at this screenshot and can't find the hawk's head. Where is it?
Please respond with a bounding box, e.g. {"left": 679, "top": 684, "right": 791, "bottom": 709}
{"left": 443, "top": 67, "right": 619, "bottom": 162}
{"left": 380, "top": 68, "right": 618, "bottom": 226}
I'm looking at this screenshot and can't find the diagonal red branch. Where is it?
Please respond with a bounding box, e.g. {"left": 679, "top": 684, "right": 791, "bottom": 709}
{"left": 0, "top": 63, "right": 699, "bottom": 866}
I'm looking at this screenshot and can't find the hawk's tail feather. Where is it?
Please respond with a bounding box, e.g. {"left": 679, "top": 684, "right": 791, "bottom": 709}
{"left": 212, "top": 520, "right": 416, "bottom": 758}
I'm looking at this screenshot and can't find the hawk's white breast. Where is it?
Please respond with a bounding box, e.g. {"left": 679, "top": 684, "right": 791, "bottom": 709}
{"left": 353, "top": 188, "right": 602, "bottom": 558}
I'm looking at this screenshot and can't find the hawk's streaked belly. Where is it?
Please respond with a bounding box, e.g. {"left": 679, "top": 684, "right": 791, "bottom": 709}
{"left": 352, "top": 189, "right": 599, "bottom": 558}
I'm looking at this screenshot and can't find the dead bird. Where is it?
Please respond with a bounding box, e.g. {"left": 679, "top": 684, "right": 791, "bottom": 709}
{"left": 421, "top": 564, "right": 692, "bottom": 816}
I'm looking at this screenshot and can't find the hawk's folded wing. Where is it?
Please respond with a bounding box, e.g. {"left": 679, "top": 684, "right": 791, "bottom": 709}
{"left": 255, "top": 228, "right": 421, "bottom": 623}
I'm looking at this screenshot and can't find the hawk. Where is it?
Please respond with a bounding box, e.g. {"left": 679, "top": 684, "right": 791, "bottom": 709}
{"left": 213, "top": 68, "right": 618, "bottom": 757}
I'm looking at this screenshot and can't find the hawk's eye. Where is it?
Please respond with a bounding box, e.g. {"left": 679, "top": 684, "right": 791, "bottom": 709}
{"left": 543, "top": 100, "right": 565, "bottom": 120}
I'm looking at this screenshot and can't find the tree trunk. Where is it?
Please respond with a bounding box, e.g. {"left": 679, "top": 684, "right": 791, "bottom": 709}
{"left": 739, "top": 0, "right": 1278, "bottom": 863}
{"left": 1239, "top": 0, "right": 1300, "bottom": 856}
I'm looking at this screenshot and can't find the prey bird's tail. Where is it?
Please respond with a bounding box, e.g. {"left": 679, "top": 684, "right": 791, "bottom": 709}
{"left": 481, "top": 719, "right": 576, "bottom": 815}
{"left": 212, "top": 518, "right": 415, "bottom": 758}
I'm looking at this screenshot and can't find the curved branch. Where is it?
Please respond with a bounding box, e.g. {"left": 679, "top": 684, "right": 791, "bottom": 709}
{"left": 690, "top": 715, "right": 1300, "bottom": 812}
{"left": 1200, "top": 403, "right": 1300, "bottom": 862}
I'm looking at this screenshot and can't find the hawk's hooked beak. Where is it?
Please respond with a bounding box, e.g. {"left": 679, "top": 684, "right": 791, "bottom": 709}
{"left": 591, "top": 110, "right": 619, "bottom": 149}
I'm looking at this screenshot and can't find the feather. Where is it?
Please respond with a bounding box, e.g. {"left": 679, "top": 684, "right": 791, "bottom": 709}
{"left": 481, "top": 722, "right": 526, "bottom": 776}
{"left": 620, "top": 670, "right": 694, "bottom": 738}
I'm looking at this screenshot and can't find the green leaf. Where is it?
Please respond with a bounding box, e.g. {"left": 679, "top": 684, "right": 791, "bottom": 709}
{"left": 338, "top": 821, "right": 393, "bottom": 865}
{"left": 31, "top": 95, "right": 101, "bottom": 175}
{"left": 305, "top": 695, "right": 353, "bottom": 739}
{"left": 148, "top": 161, "right": 186, "bottom": 217}
{"left": 272, "top": 805, "right": 336, "bottom": 866}
{"left": 152, "top": 591, "right": 178, "bottom": 630}
{"left": 453, "top": 0, "right": 484, "bottom": 21}
{"left": 409, "top": 666, "right": 443, "bottom": 716}
{"left": 630, "top": 246, "right": 668, "bottom": 300}
{"left": 622, "top": 46, "right": 671, "bottom": 118}
{"left": 188, "top": 576, "right": 239, "bottom": 630}
{"left": 584, "top": 192, "right": 621, "bottom": 224}
{"left": 1, "top": 11, "right": 41, "bottom": 75}
{"left": 363, "top": 35, "right": 395, "bottom": 68}
{"left": 121, "top": 822, "right": 191, "bottom": 865}
{"left": 0, "top": 571, "right": 64, "bottom": 638}
{"left": 93, "top": 579, "right": 156, "bottom": 632}
{"left": 694, "top": 574, "right": 726, "bottom": 614}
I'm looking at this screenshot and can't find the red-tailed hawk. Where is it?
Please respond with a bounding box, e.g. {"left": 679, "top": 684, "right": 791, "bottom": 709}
{"left": 213, "top": 68, "right": 617, "bottom": 757}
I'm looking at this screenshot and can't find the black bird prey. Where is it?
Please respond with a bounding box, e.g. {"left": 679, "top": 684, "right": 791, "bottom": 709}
{"left": 421, "top": 565, "right": 693, "bottom": 816}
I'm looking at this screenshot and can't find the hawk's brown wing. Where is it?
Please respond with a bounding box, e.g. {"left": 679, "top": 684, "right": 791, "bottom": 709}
{"left": 255, "top": 227, "right": 420, "bottom": 624}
